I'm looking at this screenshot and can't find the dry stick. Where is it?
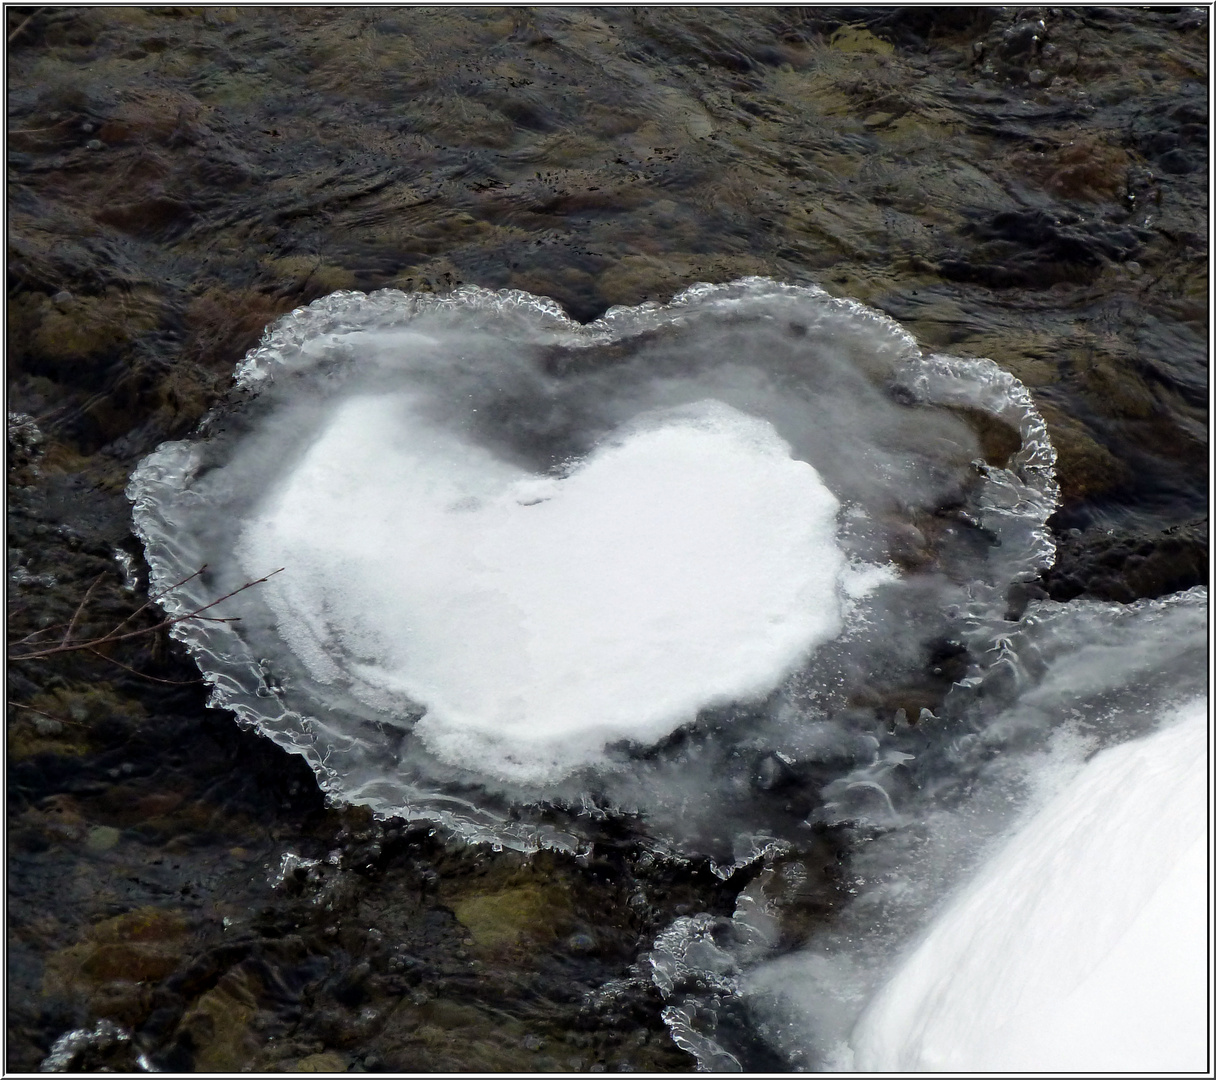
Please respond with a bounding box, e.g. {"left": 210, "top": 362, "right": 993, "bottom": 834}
{"left": 101, "top": 565, "right": 208, "bottom": 641}
{"left": 60, "top": 572, "right": 106, "bottom": 647}
{"left": 11, "top": 613, "right": 101, "bottom": 648}
{"left": 7, "top": 7, "right": 43, "bottom": 45}
{"left": 10, "top": 117, "right": 75, "bottom": 137}
{"left": 83, "top": 647, "right": 203, "bottom": 686}
{"left": 10, "top": 566, "right": 209, "bottom": 648}
{"left": 6, "top": 700, "right": 86, "bottom": 728}
{"left": 10, "top": 621, "right": 71, "bottom": 646}
{"left": 8, "top": 567, "right": 284, "bottom": 661}
{"left": 11, "top": 599, "right": 237, "bottom": 658}
{"left": 8, "top": 614, "right": 231, "bottom": 660}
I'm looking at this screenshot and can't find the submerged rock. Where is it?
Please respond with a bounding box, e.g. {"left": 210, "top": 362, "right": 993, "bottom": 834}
{"left": 1043, "top": 517, "right": 1208, "bottom": 602}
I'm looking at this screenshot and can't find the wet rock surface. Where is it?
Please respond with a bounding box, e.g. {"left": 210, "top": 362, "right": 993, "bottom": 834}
{"left": 1042, "top": 516, "right": 1208, "bottom": 603}
{"left": 7, "top": 7, "right": 1207, "bottom": 1072}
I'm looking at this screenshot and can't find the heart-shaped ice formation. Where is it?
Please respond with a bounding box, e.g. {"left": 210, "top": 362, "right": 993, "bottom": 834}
{"left": 128, "top": 278, "right": 1059, "bottom": 857}
{"left": 244, "top": 396, "right": 844, "bottom": 781}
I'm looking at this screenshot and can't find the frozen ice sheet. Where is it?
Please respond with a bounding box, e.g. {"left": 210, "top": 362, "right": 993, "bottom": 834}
{"left": 852, "top": 696, "right": 1208, "bottom": 1072}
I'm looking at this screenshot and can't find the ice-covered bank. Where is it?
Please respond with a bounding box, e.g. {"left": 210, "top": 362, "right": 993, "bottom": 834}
{"left": 656, "top": 586, "right": 1207, "bottom": 1071}
{"left": 851, "top": 696, "right": 1208, "bottom": 1073}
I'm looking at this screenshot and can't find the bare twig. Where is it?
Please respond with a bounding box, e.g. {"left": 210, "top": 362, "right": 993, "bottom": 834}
{"left": 101, "top": 565, "right": 208, "bottom": 641}
{"left": 8, "top": 7, "right": 44, "bottom": 45}
{"left": 61, "top": 572, "right": 106, "bottom": 647}
{"left": 83, "top": 646, "right": 204, "bottom": 686}
{"left": 8, "top": 566, "right": 283, "bottom": 662}
{"left": 7, "top": 700, "right": 85, "bottom": 728}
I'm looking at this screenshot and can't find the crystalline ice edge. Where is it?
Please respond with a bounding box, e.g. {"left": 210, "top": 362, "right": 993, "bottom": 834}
{"left": 652, "top": 586, "right": 1207, "bottom": 1070}
{"left": 128, "top": 279, "right": 1059, "bottom": 859}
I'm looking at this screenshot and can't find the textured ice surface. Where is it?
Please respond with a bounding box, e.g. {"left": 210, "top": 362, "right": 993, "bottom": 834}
{"left": 128, "top": 279, "right": 1059, "bottom": 858}
{"left": 655, "top": 586, "right": 1207, "bottom": 1069}
{"left": 851, "top": 696, "right": 1208, "bottom": 1072}
{"left": 244, "top": 395, "right": 844, "bottom": 781}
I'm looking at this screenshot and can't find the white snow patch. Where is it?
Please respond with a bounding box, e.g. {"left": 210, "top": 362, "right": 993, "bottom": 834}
{"left": 244, "top": 395, "right": 846, "bottom": 781}
{"left": 850, "top": 696, "right": 1209, "bottom": 1072}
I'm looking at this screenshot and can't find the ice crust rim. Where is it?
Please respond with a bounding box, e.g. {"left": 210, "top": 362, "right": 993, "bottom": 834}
{"left": 648, "top": 583, "right": 1209, "bottom": 1067}
{"left": 128, "top": 278, "right": 1061, "bottom": 859}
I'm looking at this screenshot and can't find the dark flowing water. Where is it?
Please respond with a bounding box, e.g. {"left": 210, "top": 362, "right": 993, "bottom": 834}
{"left": 7, "top": 7, "right": 1208, "bottom": 1073}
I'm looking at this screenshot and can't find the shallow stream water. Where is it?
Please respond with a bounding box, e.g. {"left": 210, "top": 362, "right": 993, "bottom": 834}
{"left": 7, "top": 7, "right": 1208, "bottom": 1073}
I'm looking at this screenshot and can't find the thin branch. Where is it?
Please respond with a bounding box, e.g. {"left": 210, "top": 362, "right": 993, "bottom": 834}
{"left": 8, "top": 566, "right": 283, "bottom": 662}
{"left": 103, "top": 565, "right": 208, "bottom": 640}
{"left": 61, "top": 573, "right": 106, "bottom": 647}
{"left": 154, "top": 566, "right": 283, "bottom": 624}
{"left": 10, "top": 609, "right": 226, "bottom": 659}
{"left": 7, "top": 700, "right": 85, "bottom": 728}
{"left": 8, "top": 7, "right": 44, "bottom": 45}
{"left": 83, "top": 647, "right": 204, "bottom": 686}
{"left": 10, "top": 622, "right": 73, "bottom": 647}
{"left": 9, "top": 566, "right": 208, "bottom": 647}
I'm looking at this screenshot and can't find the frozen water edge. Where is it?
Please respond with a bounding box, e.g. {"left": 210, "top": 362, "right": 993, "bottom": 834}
{"left": 127, "top": 279, "right": 1061, "bottom": 861}
{"left": 850, "top": 696, "right": 1208, "bottom": 1072}
{"left": 39, "top": 1020, "right": 130, "bottom": 1072}
{"left": 652, "top": 585, "right": 1207, "bottom": 1070}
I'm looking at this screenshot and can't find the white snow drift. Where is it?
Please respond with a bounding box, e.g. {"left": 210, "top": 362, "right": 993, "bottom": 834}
{"left": 850, "top": 696, "right": 1208, "bottom": 1073}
